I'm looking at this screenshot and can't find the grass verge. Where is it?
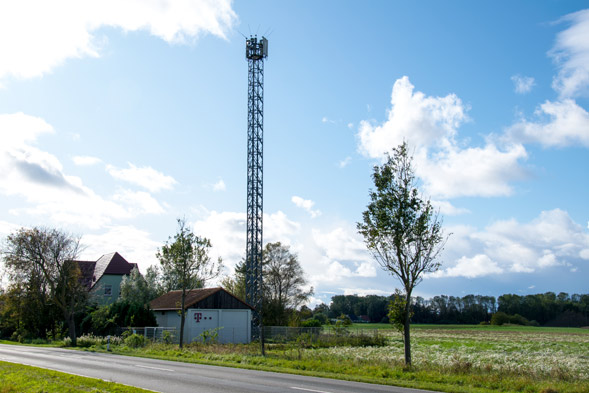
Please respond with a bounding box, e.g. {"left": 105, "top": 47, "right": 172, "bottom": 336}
{"left": 0, "top": 361, "right": 153, "bottom": 393}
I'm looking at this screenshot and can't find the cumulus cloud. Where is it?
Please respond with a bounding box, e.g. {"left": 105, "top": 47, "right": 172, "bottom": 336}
{"left": 430, "top": 254, "right": 503, "bottom": 278}
{"left": 72, "top": 155, "right": 102, "bottom": 166}
{"left": 415, "top": 143, "right": 528, "bottom": 198}
{"left": 81, "top": 225, "right": 161, "bottom": 271}
{"left": 107, "top": 163, "right": 177, "bottom": 192}
{"left": 511, "top": 75, "right": 535, "bottom": 94}
{"left": 434, "top": 209, "right": 589, "bottom": 279}
{"left": 549, "top": 9, "right": 589, "bottom": 98}
{"left": 212, "top": 179, "right": 226, "bottom": 192}
{"left": 0, "top": 113, "right": 169, "bottom": 228}
{"left": 291, "top": 196, "right": 321, "bottom": 218}
{"left": 112, "top": 189, "right": 165, "bottom": 215}
{"left": 0, "top": 0, "right": 237, "bottom": 81}
{"left": 358, "top": 76, "right": 467, "bottom": 156}
{"left": 430, "top": 200, "right": 470, "bottom": 216}
{"left": 191, "top": 209, "right": 300, "bottom": 273}
{"left": 506, "top": 99, "right": 589, "bottom": 147}
{"left": 312, "top": 227, "right": 369, "bottom": 263}
{"left": 358, "top": 76, "right": 528, "bottom": 199}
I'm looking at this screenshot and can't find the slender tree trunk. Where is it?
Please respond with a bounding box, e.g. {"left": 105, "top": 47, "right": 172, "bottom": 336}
{"left": 179, "top": 288, "right": 186, "bottom": 349}
{"left": 403, "top": 292, "right": 412, "bottom": 366}
{"left": 65, "top": 310, "right": 77, "bottom": 346}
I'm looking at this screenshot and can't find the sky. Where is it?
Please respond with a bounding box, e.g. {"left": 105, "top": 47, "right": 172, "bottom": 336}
{"left": 0, "top": 1, "right": 588, "bottom": 306}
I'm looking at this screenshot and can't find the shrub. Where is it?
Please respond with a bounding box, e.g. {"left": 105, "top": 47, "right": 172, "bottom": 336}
{"left": 490, "top": 311, "right": 510, "bottom": 325}
{"left": 124, "top": 333, "right": 146, "bottom": 348}
{"left": 75, "top": 334, "right": 102, "bottom": 348}
{"left": 301, "top": 319, "right": 322, "bottom": 328}
{"left": 509, "top": 314, "right": 531, "bottom": 326}
{"left": 162, "top": 330, "right": 174, "bottom": 344}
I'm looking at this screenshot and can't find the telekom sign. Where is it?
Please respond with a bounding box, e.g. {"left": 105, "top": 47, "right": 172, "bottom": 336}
{"left": 194, "top": 312, "right": 202, "bottom": 323}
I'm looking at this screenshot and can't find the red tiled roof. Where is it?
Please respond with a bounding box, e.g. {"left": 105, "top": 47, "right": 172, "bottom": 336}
{"left": 76, "top": 252, "right": 138, "bottom": 289}
{"left": 150, "top": 287, "right": 253, "bottom": 311}
{"left": 77, "top": 261, "right": 96, "bottom": 289}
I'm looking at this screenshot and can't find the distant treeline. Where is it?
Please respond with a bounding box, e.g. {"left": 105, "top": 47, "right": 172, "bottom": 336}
{"left": 318, "top": 292, "right": 589, "bottom": 327}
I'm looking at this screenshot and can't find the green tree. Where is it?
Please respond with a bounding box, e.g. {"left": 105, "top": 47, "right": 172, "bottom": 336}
{"left": 262, "top": 242, "right": 313, "bottom": 326}
{"left": 220, "top": 259, "right": 246, "bottom": 301}
{"left": 156, "top": 218, "right": 222, "bottom": 348}
{"left": 357, "top": 142, "right": 447, "bottom": 366}
{"left": 2, "top": 227, "right": 87, "bottom": 345}
{"left": 120, "top": 267, "right": 152, "bottom": 306}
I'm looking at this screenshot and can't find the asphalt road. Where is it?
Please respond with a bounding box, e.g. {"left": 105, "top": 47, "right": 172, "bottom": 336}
{"left": 0, "top": 343, "right": 440, "bottom": 393}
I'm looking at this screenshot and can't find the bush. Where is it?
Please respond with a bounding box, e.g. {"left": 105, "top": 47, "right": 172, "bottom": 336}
{"left": 509, "top": 313, "right": 531, "bottom": 326}
{"left": 124, "top": 333, "right": 146, "bottom": 348}
{"left": 76, "top": 334, "right": 104, "bottom": 348}
{"left": 301, "top": 319, "right": 322, "bottom": 328}
{"left": 490, "top": 311, "right": 510, "bottom": 325}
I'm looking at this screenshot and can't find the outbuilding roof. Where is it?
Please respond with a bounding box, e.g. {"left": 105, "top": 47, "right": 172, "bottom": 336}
{"left": 150, "top": 287, "right": 253, "bottom": 311}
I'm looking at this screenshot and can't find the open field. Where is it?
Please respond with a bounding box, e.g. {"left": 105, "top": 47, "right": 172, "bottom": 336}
{"left": 0, "top": 361, "right": 153, "bottom": 393}
{"left": 85, "top": 325, "right": 589, "bottom": 392}
{"left": 1, "top": 325, "right": 587, "bottom": 393}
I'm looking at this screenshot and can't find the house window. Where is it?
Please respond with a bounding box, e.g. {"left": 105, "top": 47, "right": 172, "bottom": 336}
{"left": 104, "top": 284, "right": 112, "bottom": 296}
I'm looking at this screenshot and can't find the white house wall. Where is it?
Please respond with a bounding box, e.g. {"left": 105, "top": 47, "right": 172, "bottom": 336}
{"left": 155, "top": 309, "right": 251, "bottom": 344}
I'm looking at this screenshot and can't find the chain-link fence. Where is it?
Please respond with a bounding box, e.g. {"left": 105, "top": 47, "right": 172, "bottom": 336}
{"left": 117, "top": 327, "right": 177, "bottom": 343}
{"left": 263, "top": 326, "right": 389, "bottom": 343}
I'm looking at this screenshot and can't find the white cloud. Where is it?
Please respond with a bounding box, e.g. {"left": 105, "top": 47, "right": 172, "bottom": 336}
{"left": 312, "top": 227, "right": 369, "bottom": 263}
{"left": 415, "top": 143, "right": 528, "bottom": 198}
{"left": 430, "top": 254, "right": 503, "bottom": 278}
{"left": 107, "top": 163, "right": 177, "bottom": 193}
{"left": 550, "top": 9, "right": 589, "bottom": 98}
{"left": 81, "top": 225, "right": 161, "bottom": 272}
{"left": 0, "top": 112, "right": 54, "bottom": 147}
{"left": 358, "top": 76, "right": 467, "bottom": 156}
{"left": 0, "top": 113, "right": 169, "bottom": 229}
{"left": 113, "top": 189, "right": 165, "bottom": 215}
{"left": 358, "top": 76, "right": 528, "bottom": 199}
{"left": 212, "top": 179, "right": 226, "bottom": 192}
{"left": 338, "top": 156, "right": 352, "bottom": 168}
{"left": 291, "top": 196, "right": 321, "bottom": 218}
{"left": 72, "top": 155, "right": 102, "bottom": 166}
{"left": 506, "top": 99, "right": 589, "bottom": 147}
{"left": 191, "top": 209, "right": 301, "bottom": 273}
{"left": 430, "top": 200, "right": 469, "bottom": 216}
{"left": 435, "top": 209, "right": 589, "bottom": 279}
{"left": 0, "top": 0, "right": 237, "bottom": 81}
{"left": 511, "top": 75, "right": 535, "bottom": 94}
{"left": 342, "top": 287, "right": 391, "bottom": 296}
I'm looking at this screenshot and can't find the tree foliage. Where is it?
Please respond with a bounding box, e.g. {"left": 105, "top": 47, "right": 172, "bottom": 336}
{"left": 156, "top": 218, "right": 222, "bottom": 348}
{"left": 357, "top": 142, "right": 447, "bottom": 365}
{"left": 262, "top": 242, "right": 313, "bottom": 326}
{"left": 2, "top": 227, "right": 87, "bottom": 345}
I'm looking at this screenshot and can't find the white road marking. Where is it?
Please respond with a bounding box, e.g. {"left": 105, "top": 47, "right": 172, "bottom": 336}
{"left": 134, "top": 364, "right": 175, "bottom": 372}
{"left": 291, "top": 387, "right": 333, "bottom": 393}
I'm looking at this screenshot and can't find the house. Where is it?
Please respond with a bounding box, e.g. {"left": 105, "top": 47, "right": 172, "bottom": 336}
{"left": 150, "top": 287, "right": 253, "bottom": 344}
{"left": 77, "top": 252, "right": 138, "bottom": 305}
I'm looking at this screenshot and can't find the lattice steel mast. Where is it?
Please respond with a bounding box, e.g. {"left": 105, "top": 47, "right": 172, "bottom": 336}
{"left": 245, "top": 36, "right": 267, "bottom": 337}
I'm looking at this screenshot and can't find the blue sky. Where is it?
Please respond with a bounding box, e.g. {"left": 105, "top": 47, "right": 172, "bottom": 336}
{"left": 0, "top": 1, "right": 588, "bottom": 305}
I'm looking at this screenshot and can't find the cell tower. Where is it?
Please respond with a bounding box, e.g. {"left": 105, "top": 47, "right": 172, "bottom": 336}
{"left": 245, "top": 35, "right": 268, "bottom": 337}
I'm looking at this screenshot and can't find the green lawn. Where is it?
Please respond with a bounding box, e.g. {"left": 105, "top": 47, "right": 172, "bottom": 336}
{"left": 2, "top": 324, "right": 588, "bottom": 393}
{"left": 0, "top": 361, "right": 153, "bottom": 393}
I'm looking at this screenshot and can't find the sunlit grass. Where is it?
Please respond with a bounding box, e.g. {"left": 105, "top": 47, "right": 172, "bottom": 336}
{"left": 0, "top": 361, "right": 152, "bottom": 393}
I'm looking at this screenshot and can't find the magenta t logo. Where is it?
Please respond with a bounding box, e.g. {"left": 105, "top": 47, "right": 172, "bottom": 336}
{"left": 194, "top": 312, "right": 202, "bottom": 323}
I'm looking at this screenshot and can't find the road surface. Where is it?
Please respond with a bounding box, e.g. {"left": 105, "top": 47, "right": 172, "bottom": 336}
{"left": 0, "top": 343, "right": 440, "bottom": 393}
